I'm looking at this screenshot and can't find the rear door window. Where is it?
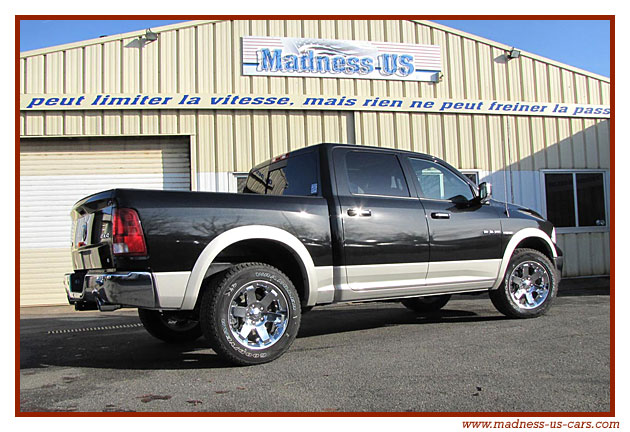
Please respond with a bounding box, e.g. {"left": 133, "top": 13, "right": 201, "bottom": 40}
{"left": 345, "top": 151, "right": 410, "bottom": 197}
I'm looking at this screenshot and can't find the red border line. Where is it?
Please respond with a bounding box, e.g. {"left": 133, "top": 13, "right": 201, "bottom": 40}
{"left": 15, "top": 15, "right": 615, "bottom": 418}
{"left": 15, "top": 14, "right": 21, "bottom": 418}
{"left": 608, "top": 15, "right": 615, "bottom": 419}
{"left": 16, "top": 15, "right": 614, "bottom": 20}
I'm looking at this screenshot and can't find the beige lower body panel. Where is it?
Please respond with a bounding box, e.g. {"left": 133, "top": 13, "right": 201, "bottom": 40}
{"left": 153, "top": 271, "right": 191, "bottom": 309}
{"left": 318, "top": 259, "right": 502, "bottom": 304}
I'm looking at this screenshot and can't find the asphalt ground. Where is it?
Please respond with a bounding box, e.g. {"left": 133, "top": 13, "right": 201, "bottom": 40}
{"left": 19, "top": 278, "right": 611, "bottom": 413}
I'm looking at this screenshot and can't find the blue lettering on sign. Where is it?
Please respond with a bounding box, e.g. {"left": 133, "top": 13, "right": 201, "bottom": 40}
{"left": 259, "top": 49, "right": 282, "bottom": 71}
{"left": 378, "top": 54, "right": 415, "bottom": 77}
{"left": 345, "top": 57, "right": 360, "bottom": 74}
{"left": 359, "top": 58, "right": 374, "bottom": 74}
{"left": 398, "top": 55, "right": 414, "bottom": 76}
{"left": 258, "top": 49, "right": 386, "bottom": 76}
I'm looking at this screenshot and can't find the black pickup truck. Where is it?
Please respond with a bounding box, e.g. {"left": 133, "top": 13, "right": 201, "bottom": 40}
{"left": 65, "top": 143, "right": 563, "bottom": 365}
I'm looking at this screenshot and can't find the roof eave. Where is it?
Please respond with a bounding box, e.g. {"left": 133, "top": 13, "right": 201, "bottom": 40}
{"left": 415, "top": 20, "right": 610, "bottom": 83}
{"left": 19, "top": 19, "right": 225, "bottom": 58}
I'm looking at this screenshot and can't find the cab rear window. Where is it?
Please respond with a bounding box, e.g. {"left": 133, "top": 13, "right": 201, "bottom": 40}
{"left": 243, "top": 166, "right": 269, "bottom": 195}
{"left": 244, "top": 151, "right": 319, "bottom": 197}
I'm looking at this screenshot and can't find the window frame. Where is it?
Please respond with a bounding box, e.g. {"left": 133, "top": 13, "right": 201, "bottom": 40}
{"left": 231, "top": 172, "right": 249, "bottom": 193}
{"left": 460, "top": 169, "right": 482, "bottom": 186}
{"left": 540, "top": 169, "right": 609, "bottom": 234}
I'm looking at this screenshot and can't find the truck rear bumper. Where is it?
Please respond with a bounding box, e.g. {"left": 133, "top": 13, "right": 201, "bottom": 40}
{"left": 65, "top": 271, "right": 158, "bottom": 311}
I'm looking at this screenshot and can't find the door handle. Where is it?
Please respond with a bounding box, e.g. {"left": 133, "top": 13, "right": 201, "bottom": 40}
{"left": 431, "top": 212, "right": 451, "bottom": 219}
{"left": 347, "top": 208, "right": 372, "bottom": 217}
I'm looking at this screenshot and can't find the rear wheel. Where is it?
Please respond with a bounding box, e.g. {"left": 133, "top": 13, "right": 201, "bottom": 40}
{"left": 138, "top": 309, "right": 202, "bottom": 343}
{"left": 200, "top": 262, "right": 301, "bottom": 366}
{"left": 401, "top": 294, "right": 451, "bottom": 313}
{"left": 489, "top": 248, "right": 558, "bottom": 318}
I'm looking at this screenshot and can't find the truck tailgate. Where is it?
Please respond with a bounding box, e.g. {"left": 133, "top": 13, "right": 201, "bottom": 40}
{"left": 70, "top": 190, "right": 117, "bottom": 270}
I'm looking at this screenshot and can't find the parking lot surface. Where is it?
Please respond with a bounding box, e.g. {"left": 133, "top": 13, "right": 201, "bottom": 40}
{"left": 19, "top": 279, "right": 610, "bottom": 413}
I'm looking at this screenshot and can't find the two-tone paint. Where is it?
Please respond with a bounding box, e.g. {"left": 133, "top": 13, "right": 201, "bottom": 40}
{"left": 68, "top": 143, "right": 562, "bottom": 311}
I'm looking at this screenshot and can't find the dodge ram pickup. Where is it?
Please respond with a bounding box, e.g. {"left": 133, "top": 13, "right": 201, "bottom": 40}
{"left": 65, "top": 143, "right": 563, "bottom": 365}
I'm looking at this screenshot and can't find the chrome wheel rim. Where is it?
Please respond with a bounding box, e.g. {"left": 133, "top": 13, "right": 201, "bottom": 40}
{"left": 227, "top": 280, "right": 289, "bottom": 350}
{"left": 508, "top": 261, "right": 550, "bottom": 309}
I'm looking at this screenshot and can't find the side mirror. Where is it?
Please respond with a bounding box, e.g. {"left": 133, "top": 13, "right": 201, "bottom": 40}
{"left": 479, "top": 182, "right": 492, "bottom": 202}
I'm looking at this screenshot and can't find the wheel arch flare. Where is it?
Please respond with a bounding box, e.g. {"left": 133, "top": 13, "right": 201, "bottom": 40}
{"left": 181, "top": 225, "right": 319, "bottom": 310}
{"left": 493, "top": 228, "right": 557, "bottom": 290}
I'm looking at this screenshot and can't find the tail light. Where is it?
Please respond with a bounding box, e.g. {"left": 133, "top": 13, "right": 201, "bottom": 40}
{"left": 112, "top": 208, "right": 147, "bottom": 256}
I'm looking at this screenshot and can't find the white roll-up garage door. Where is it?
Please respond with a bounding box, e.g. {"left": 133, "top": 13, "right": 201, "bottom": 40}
{"left": 19, "top": 136, "right": 191, "bottom": 306}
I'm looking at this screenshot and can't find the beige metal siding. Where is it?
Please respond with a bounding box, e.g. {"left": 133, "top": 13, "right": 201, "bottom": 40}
{"left": 556, "top": 232, "right": 610, "bottom": 277}
{"left": 353, "top": 111, "right": 609, "bottom": 170}
{"left": 20, "top": 20, "right": 610, "bottom": 105}
{"left": 20, "top": 19, "right": 611, "bottom": 283}
{"left": 19, "top": 136, "right": 191, "bottom": 306}
{"left": 194, "top": 110, "right": 354, "bottom": 175}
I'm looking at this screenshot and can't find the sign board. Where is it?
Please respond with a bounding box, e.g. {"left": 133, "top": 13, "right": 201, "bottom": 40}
{"left": 20, "top": 93, "right": 611, "bottom": 119}
{"left": 242, "top": 36, "right": 442, "bottom": 82}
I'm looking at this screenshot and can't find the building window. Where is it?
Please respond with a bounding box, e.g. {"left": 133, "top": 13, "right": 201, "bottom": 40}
{"left": 543, "top": 171, "right": 607, "bottom": 229}
{"left": 232, "top": 172, "right": 249, "bottom": 193}
{"left": 460, "top": 170, "right": 480, "bottom": 186}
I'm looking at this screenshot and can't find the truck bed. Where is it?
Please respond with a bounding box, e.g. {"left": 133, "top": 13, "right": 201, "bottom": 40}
{"left": 70, "top": 188, "right": 333, "bottom": 273}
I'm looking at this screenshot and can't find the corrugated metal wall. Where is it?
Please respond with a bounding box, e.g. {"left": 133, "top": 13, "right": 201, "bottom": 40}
{"left": 20, "top": 20, "right": 611, "bottom": 103}
{"left": 20, "top": 19, "right": 611, "bottom": 277}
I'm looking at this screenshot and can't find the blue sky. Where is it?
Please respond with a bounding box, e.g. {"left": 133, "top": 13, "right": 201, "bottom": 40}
{"left": 19, "top": 19, "right": 188, "bottom": 51}
{"left": 434, "top": 20, "right": 610, "bottom": 77}
{"left": 19, "top": 19, "right": 610, "bottom": 77}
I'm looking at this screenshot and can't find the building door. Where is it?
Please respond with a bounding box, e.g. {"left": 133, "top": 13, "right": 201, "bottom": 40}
{"left": 19, "top": 136, "right": 191, "bottom": 306}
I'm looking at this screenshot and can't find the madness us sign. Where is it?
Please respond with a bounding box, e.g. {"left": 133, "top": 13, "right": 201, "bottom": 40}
{"left": 242, "top": 36, "right": 442, "bottom": 82}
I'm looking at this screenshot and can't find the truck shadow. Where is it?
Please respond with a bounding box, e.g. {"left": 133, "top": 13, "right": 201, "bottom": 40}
{"left": 20, "top": 283, "right": 609, "bottom": 372}
{"left": 20, "top": 305, "right": 502, "bottom": 371}
{"left": 297, "top": 305, "right": 505, "bottom": 338}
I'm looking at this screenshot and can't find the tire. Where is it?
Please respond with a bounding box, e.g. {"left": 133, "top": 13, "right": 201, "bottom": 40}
{"left": 401, "top": 294, "right": 451, "bottom": 313}
{"left": 489, "top": 248, "right": 558, "bottom": 318}
{"left": 200, "top": 262, "right": 301, "bottom": 366}
{"left": 137, "top": 309, "right": 202, "bottom": 343}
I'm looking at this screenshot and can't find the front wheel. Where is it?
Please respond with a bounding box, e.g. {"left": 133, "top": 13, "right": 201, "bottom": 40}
{"left": 200, "top": 262, "right": 301, "bottom": 366}
{"left": 489, "top": 248, "right": 558, "bottom": 318}
{"left": 138, "top": 309, "right": 202, "bottom": 343}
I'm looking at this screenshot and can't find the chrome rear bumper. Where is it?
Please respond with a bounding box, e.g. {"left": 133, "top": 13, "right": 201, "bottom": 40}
{"left": 65, "top": 271, "right": 158, "bottom": 311}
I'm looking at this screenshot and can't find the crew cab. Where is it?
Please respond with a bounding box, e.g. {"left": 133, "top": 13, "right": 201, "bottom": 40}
{"left": 65, "top": 143, "right": 563, "bottom": 365}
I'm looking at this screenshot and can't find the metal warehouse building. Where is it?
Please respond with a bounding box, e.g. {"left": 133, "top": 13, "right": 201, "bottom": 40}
{"left": 19, "top": 19, "right": 611, "bottom": 306}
